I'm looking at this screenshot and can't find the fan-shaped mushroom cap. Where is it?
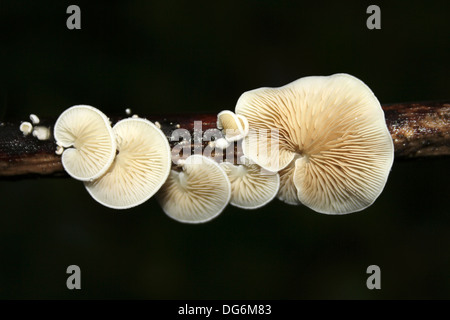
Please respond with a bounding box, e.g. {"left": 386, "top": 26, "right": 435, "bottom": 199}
{"left": 157, "top": 155, "right": 231, "bottom": 223}
{"left": 217, "top": 110, "right": 249, "bottom": 142}
{"left": 220, "top": 159, "right": 279, "bottom": 209}
{"left": 54, "top": 105, "right": 116, "bottom": 181}
{"left": 85, "top": 118, "right": 171, "bottom": 209}
{"left": 236, "top": 73, "right": 394, "bottom": 214}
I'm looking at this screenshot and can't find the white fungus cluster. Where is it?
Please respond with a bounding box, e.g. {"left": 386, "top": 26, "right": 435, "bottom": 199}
{"left": 54, "top": 105, "right": 171, "bottom": 209}
{"left": 52, "top": 73, "right": 394, "bottom": 222}
{"left": 156, "top": 110, "right": 279, "bottom": 224}
{"left": 19, "top": 114, "right": 51, "bottom": 141}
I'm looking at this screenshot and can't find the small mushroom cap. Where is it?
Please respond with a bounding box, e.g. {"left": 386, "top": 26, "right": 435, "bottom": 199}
{"left": 85, "top": 118, "right": 171, "bottom": 209}
{"left": 19, "top": 122, "right": 33, "bottom": 135}
{"left": 157, "top": 155, "right": 231, "bottom": 223}
{"left": 220, "top": 160, "right": 279, "bottom": 209}
{"left": 32, "top": 126, "right": 51, "bottom": 140}
{"left": 217, "top": 110, "right": 249, "bottom": 142}
{"left": 54, "top": 105, "right": 116, "bottom": 181}
{"left": 214, "top": 137, "right": 230, "bottom": 149}
{"left": 29, "top": 114, "right": 40, "bottom": 125}
{"left": 236, "top": 73, "right": 394, "bottom": 214}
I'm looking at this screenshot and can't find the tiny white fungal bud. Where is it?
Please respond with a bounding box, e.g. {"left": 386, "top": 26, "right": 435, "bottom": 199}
{"left": 214, "top": 138, "right": 230, "bottom": 149}
{"left": 32, "top": 126, "right": 51, "bottom": 140}
{"left": 154, "top": 121, "right": 161, "bottom": 129}
{"left": 55, "top": 145, "right": 64, "bottom": 155}
{"left": 29, "top": 114, "right": 40, "bottom": 124}
{"left": 176, "top": 124, "right": 180, "bottom": 128}
{"left": 19, "top": 122, "right": 33, "bottom": 136}
{"left": 132, "top": 114, "right": 139, "bottom": 118}
{"left": 125, "top": 108, "right": 131, "bottom": 115}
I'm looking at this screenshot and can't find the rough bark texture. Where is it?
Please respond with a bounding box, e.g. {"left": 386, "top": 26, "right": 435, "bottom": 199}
{"left": 0, "top": 101, "right": 449, "bottom": 179}
{"left": 383, "top": 101, "right": 450, "bottom": 158}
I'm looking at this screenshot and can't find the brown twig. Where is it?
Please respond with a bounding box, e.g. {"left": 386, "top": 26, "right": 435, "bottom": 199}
{"left": 0, "top": 101, "right": 449, "bottom": 179}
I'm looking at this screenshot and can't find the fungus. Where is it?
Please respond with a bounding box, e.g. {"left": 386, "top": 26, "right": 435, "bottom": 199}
{"left": 55, "top": 145, "right": 64, "bottom": 155}
{"left": 53, "top": 105, "right": 116, "bottom": 181}
{"left": 214, "top": 137, "right": 230, "bottom": 149}
{"left": 29, "top": 114, "right": 40, "bottom": 125}
{"left": 157, "top": 155, "right": 231, "bottom": 223}
{"left": 235, "top": 73, "right": 394, "bottom": 214}
{"left": 19, "top": 122, "right": 33, "bottom": 136}
{"left": 84, "top": 118, "right": 171, "bottom": 209}
{"left": 217, "top": 110, "right": 249, "bottom": 142}
{"left": 220, "top": 157, "right": 279, "bottom": 209}
{"left": 32, "top": 126, "right": 51, "bottom": 140}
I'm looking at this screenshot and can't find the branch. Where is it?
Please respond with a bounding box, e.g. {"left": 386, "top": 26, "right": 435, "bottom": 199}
{"left": 0, "top": 101, "right": 449, "bottom": 178}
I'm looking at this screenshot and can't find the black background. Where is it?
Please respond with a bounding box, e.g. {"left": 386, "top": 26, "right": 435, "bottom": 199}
{"left": 1, "top": 1, "right": 449, "bottom": 299}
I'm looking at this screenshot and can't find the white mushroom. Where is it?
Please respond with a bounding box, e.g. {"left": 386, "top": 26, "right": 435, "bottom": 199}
{"left": 32, "top": 126, "right": 51, "bottom": 140}
{"left": 217, "top": 110, "right": 249, "bottom": 142}
{"left": 157, "top": 155, "right": 231, "bottom": 223}
{"left": 29, "top": 114, "right": 40, "bottom": 125}
{"left": 84, "top": 118, "right": 171, "bottom": 209}
{"left": 235, "top": 73, "right": 394, "bottom": 214}
{"left": 55, "top": 145, "right": 64, "bottom": 155}
{"left": 19, "top": 122, "right": 33, "bottom": 136}
{"left": 220, "top": 158, "right": 279, "bottom": 209}
{"left": 214, "top": 137, "right": 230, "bottom": 149}
{"left": 53, "top": 105, "right": 116, "bottom": 181}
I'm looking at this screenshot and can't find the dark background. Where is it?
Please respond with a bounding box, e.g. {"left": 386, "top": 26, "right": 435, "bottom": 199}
{"left": 0, "top": 1, "right": 449, "bottom": 299}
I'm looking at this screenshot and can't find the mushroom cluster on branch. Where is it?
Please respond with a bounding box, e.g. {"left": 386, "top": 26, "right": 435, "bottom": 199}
{"left": 5, "top": 73, "right": 443, "bottom": 223}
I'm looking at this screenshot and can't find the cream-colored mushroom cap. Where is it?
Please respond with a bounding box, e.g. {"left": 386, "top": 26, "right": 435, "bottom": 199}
{"left": 157, "top": 155, "right": 231, "bottom": 223}
{"left": 236, "top": 73, "right": 394, "bottom": 214}
{"left": 220, "top": 159, "right": 279, "bottom": 209}
{"left": 85, "top": 118, "right": 171, "bottom": 209}
{"left": 54, "top": 105, "right": 116, "bottom": 181}
{"left": 217, "top": 110, "right": 249, "bottom": 142}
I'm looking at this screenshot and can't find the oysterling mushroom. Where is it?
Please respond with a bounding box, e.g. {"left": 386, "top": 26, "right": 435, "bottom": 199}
{"left": 85, "top": 118, "right": 171, "bottom": 209}
{"left": 220, "top": 158, "right": 279, "bottom": 209}
{"left": 54, "top": 105, "right": 116, "bottom": 181}
{"left": 217, "top": 110, "right": 249, "bottom": 142}
{"left": 157, "top": 155, "right": 231, "bottom": 223}
{"left": 235, "top": 73, "right": 394, "bottom": 214}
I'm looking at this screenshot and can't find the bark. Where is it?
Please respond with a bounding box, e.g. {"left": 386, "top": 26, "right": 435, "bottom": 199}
{"left": 0, "top": 101, "right": 449, "bottom": 178}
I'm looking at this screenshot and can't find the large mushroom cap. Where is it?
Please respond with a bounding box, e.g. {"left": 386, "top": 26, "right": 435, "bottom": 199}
{"left": 220, "top": 159, "right": 279, "bottom": 209}
{"left": 54, "top": 105, "right": 116, "bottom": 181}
{"left": 85, "top": 118, "right": 171, "bottom": 209}
{"left": 157, "top": 155, "right": 231, "bottom": 223}
{"left": 236, "top": 73, "right": 394, "bottom": 214}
